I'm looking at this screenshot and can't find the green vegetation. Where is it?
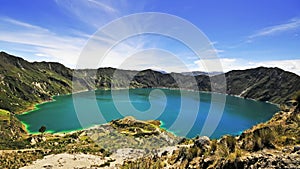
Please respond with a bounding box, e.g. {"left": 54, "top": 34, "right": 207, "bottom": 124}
{"left": 0, "top": 52, "right": 300, "bottom": 168}
{"left": 0, "top": 52, "right": 73, "bottom": 113}
{"left": 1, "top": 52, "right": 300, "bottom": 113}
{"left": 0, "top": 109, "right": 28, "bottom": 150}
{"left": 110, "top": 117, "right": 161, "bottom": 137}
{"left": 0, "top": 116, "right": 179, "bottom": 168}
{"left": 292, "top": 90, "right": 300, "bottom": 111}
{"left": 0, "top": 109, "right": 10, "bottom": 121}
{"left": 85, "top": 116, "right": 180, "bottom": 152}
{"left": 38, "top": 125, "right": 46, "bottom": 135}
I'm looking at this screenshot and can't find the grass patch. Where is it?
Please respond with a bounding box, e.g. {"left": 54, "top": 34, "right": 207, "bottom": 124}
{"left": 0, "top": 109, "right": 10, "bottom": 121}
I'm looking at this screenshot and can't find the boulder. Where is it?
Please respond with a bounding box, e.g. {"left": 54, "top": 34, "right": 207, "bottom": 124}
{"left": 30, "top": 137, "right": 36, "bottom": 145}
{"left": 293, "top": 145, "right": 300, "bottom": 153}
{"left": 194, "top": 136, "right": 210, "bottom": 147}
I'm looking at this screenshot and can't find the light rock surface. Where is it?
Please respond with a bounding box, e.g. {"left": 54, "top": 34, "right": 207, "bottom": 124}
{"left": 20, "top": 153, "right": 106, "bottom": 169}
{"left": 20, "top": 149, "right": 147, "bottom": 169}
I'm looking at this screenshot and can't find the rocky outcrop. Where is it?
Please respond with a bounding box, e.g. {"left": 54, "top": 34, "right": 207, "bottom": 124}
{"left": 84, "top": 116, "right": 181, "bottom": 152}
{"left": 194, "top": 136, "right": 210, "bottom": 148}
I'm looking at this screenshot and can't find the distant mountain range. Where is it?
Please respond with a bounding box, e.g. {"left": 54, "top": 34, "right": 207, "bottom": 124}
{"left": 181, "top": 71, "right": 223, "bottom": 76}
{"left": 0, "top": 51, "right": 299, "bottom": 113}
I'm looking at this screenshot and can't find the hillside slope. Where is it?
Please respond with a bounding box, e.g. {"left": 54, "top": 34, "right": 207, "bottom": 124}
{"left": 225, "top": 67, "right": 300, "bottom": 104}
{"left": 0, "top": 52, "right": 73, "bottom": 112}
{"left": 1, "top": 51, "right": 299, "bottom": 114}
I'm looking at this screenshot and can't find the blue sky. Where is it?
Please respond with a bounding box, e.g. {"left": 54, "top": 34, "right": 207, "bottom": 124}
{"left": 0, "top": 0, "right": 299, "bottom": 74}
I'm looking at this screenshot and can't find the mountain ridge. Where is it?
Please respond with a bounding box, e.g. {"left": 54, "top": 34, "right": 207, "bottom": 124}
{"left": 1, "top": 51, "right": 300, "bottom": 113}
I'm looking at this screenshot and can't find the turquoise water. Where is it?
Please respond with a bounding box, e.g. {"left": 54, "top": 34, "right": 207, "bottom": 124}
{"left": 17, "top": 88, "right": 279, "bottom": 138}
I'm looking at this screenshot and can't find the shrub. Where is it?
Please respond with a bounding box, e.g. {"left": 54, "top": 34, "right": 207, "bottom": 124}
{"left": 217, "top": 144, "right": 229, "bottom": 158}
{"left": 210, "top": 140, "right": 217, "bottom": 154}
{"left": 99, "top": 161, "right": 110, "bottom": 167}
{"left": 293, "top": 90, "right": 300, "bottom": 103}
{"left": 225, "top": 136, "right": 236, "bottom": 153}
{"left": 252, "top": 127, "right": 275, "bottom": 151}
{"left": 186, "top": 147, "right": 199, "bottom": 161}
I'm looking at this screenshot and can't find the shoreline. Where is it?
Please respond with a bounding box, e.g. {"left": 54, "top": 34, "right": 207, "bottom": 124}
{"left": 17, "top": 89, "right": 90, "bottom": 134}
{"left": 19, "top": 89, "right": 90, "bottom": 115}
{"left": 17, "top": 87, "right": 280, "bottom": 136}
{"left": 149, "top": 86, "right": 280, "bottom": 107}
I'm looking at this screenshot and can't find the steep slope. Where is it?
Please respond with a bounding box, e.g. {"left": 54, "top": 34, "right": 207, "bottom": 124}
{"left": 0, "top": 109, "right": 27, "bottom": 149}
{"left": 0, "top": 51, "right": 299, "bottom": 114}
{"left": 225, "top": 67, "right": 300, "bottom": 104}
{"left": 0, "top": 52, "right": 73, "bottom": 112}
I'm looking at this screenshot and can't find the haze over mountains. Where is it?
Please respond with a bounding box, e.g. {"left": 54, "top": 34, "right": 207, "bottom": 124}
{"left": 0, "top": 51, "right": 299, "bottom": 113}
{"left": 181, "top": 71, "right": 222, "bottom": 76}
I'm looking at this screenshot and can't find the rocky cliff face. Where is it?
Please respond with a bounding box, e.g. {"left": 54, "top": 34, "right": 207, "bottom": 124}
{"left": 1, "top": 52, "right": 299, "bottom": 113}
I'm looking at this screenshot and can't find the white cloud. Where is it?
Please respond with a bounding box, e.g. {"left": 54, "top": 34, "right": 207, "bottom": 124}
{"left": 2, "top": 12, "right": 298, "bottom": 76}
{"left": 100, "top": 48, "right": 194, "bottom": 73}
{"left": 2, "top": 17, "right": 298, "bottom": 76}
{"left": 35, "top": 53, "right": 50, "bottom": 57}
{"left": 0, "top": 17, "right": 227, "bottom": 74}
{"left": 249, "top": 18, "right": 300, "bottom": 39}
{"left": 86, "top": 0, "right": 118, "bottom": 13}
{"left": 252, "top": 59, "right": 300, "bottom": 75}
{"left": 194, "top": 58, "right": 300, "bottom": 75}
{"left": 194, "top": 58, "right": 235, "bottom": 72}
{"left": 55, "top": 0, "right": 124, "bottom": 28}
{"left": 2, "top": 17, "right": 50, "bottom": 32}
{"left": 0, "top": 17, "right": 88, "bottom": 67}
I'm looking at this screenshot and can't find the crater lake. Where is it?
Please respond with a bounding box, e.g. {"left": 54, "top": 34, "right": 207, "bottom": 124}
{"left": 17, "top": 88, "right": 279, "bottom": 138}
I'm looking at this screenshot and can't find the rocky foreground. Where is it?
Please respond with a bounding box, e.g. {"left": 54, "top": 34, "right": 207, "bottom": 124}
{"left": 0, "top": 97, "right": 298, "bottom": 169}
{"left": 0, "top": 116, "right": 181, "bottom": 168}
{"left": 120, "top": 97, "right": 300, "bottom": 169}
